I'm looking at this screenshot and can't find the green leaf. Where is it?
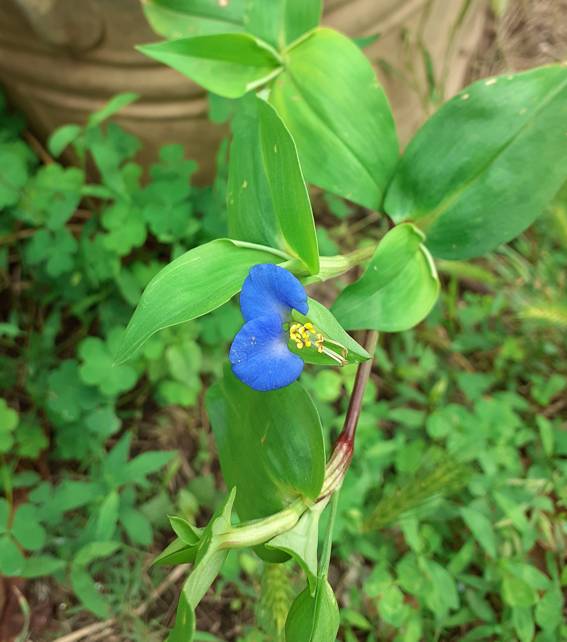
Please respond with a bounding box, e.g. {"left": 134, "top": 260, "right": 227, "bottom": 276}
{"left": 71, "top": 542, "right": 120, "bottom": 618}
{"left": 257, "top": 99, "right": 318, "bottom": 273}
{"left": 0, "top": 535, "right": 25, "bottom": 576}
{"left": 285, "top": 577, "right": 340, "bottom": 642}
{"left": 421, "top": 558, "right": 459, "bottom": 618}
{"left": 137, "top": 34, "right": 282, "bottom": 99}
{"left": 95, "top": 491, "right": 120, "bottom": 540}
{"left": 79, "top": 336, "right": 138, "bottom": 397}
{"left": 384, "top": 65, "right": 567, "bottom": 259}
{"left": 47, "top": 124, "right": 82, "bottom": 157}
{"left": 19, "top": 164, "right": 84, "bottom": 229}
{"left": 267, "top": 501, "right": 326, "bottom": 594}
{"left": 143, "top": 0, "right": 246, "bottom": 39}
{"left": 169, "top": 516, "right": 202, "bottom": 545}
{"left": 20, "top": 555, "right": 66, "bottom": 578}
{"left": 535, "top": 586, "right": 563, "bottom": 632}
{"left": 291, "top": 298, "right": 370, "bottom": 366}
{"left": 120, "top": 508, "right": 153, "bottom": 546}
{"left": 0, "top": 399, "right": 18, "bottom": 453}
{"left": 87, "top": 92, "right": 139, "bottom": 128}
{"left": 0, "top": 498, "right": 9, "bottom": 533}
{"left": 116, "top": 239, "right": 284, "bottom": 362}
{"left": 15, "top": 419, "right": 48, "bottom": 459}
{"left": 0, "top": 141, "right": 33, "bottom": 208}
{"left": 168, "top": 592, "right": 196, "bottom": 642}
{"left": 206, "top": 369, "right": 325, "bottom": 524}
{"left": 227, "top": 98, "right": 280, "bottom": 248}
{"left": 512, "top": 607, "right": 535, "bottom": 642}
{"left": 86, "top": 406, "right": 121, "bottom": 438}
{"left": 153, "top": 536, "right": 199, "bottom": 567}
{"left": 228, "top": 97, "right": 319, "bottom": 273}
{"left": 378, "top": 585, "right": 408, "bottom": 628}
{"left": 101, "top": 201, "right": 147, "bottom": 256}
{"left": 332, "top": 224, "right": 439, "bottom": 332}
{"left": 505, "top": 561, "right": 550, "bottom": 590}
{"left": 182, "top": 488, "right": 236, "bottom": 609}
{"left": 502, "top": 574, "right": 537, "bottom": 608}
{"left": 460, "top": 507, "right": 497, "bottom": 558}
{"left": 123, "top": 450, "right": 175, "bottom": 484}
{"left": 270, "top": 28, "right": 398, "bottom": 209}
{"left": 246, "top": 0, "right": 321, "bottom": 49}
{"left": 11, "top": 504, "right": 46, "bottom": 551}
{"left": 25, "top": 228, "right": 78, "bottom": 277}
{"left": 47, "top": 360, "right": 101, "bottom": 423}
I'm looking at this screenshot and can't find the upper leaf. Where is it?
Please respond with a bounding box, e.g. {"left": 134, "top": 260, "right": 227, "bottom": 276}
{"left": 246, "top": 0, "right": 322, "bottom": 49}
{"left": 143, "top": 0, "right": 246, "bottom": 38}
{"left": 116, "top": 239, "right": 285, "bottom": 362}
{"left": 384, "top": 65, "right": 567, "bottom": 259}
{"left": 228, "top": 97, "right": 319, "bottom": 273}
{"left": 137, "top": 33, "right": 282, "bottom": 99}
{"left": 270, "top": 27, "right": 398, "bottom": 210}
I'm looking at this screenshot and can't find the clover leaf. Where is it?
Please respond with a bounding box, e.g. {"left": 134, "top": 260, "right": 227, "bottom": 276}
{"left": 18, "top": 164, "right": 84, "bottom": 229}
{"left": 47, "top": 360, "right": 102, "bottom": 423}
{"left": 15, "top": 418, "right": 48, "bottom": 459}
{"left": 26, "top": 228, "right": 78, "bottom": 277}
{"left": 79, "top": 331, "right": 138, "bottom": 396}
{"left": 0, "top": 141, "right": 34, "bottom": 209}
{"left": 0, "top": 398, "right": 18, "bottom": 453}
{"left": 101, "top": 201, "right": 147, "bottom": 256}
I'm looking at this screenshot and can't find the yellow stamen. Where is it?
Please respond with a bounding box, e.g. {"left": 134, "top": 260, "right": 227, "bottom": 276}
{"left": 288, "top": 322, "right": 349, "bottom": 364}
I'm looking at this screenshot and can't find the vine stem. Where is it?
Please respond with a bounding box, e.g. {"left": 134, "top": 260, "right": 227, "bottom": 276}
{"left": 339, "top": 330, "right": 379, "bottom": 446}
{"left": 319, "top": 490, "right": 340, "bottom": 578}
{"left": 320, "top": 330, "right": 379, "bottom": 498}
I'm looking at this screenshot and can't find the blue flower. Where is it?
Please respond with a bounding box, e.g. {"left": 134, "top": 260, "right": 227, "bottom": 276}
{"left": 229, "top": 263, "right": 331, "bottom": 391}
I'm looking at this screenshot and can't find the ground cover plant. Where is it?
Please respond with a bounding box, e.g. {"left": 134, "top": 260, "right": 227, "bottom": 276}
{"left": 1, "top": 1, "right": 566, "bottom": 640}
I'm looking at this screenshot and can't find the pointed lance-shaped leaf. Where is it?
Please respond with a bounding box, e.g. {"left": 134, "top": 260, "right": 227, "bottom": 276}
{"left": 270, "top": 27, "right": 398, "bottom": 210}
{"left": 115, "top": 239, "right": 287, "bottom": 363}
{"left": 137, "top": 33, "right": 282, "bottom": 99}
{"left": 385, "top": 65, "right": 567, "bottom": 259}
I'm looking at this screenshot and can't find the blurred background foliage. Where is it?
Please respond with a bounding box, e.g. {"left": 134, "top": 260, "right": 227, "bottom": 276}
{"left": 1, "top": 1, "right": 566, "bottom": 641}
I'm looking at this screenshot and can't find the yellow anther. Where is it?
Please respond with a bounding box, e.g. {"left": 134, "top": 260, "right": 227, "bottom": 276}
{"left": 290, "top": 322, "right": 319, "bottom": 351}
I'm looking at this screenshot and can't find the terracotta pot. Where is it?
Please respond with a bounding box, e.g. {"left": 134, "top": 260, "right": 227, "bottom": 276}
{"left": 0, "top": 0, "right": 487, "bottom": 182}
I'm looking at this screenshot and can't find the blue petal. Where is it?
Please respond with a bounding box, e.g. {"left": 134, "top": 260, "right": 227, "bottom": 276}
{"left": 229, "top": 314, "right": 304, "bottom": 391}
{"left": 240, "top": 264, "right": 308, "bottom": 322}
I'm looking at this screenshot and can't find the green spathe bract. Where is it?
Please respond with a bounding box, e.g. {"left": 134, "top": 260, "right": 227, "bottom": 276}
{"left": 270, "top": 27, "right": 399, "bottom": 210}
{"left": 332, "top": 223, "right": 440, "bottom": 332}
{"left": 291, "top": 298, "right": 370, "bottom": 365}
{"left": 285, "top": 576, "right": 340, "bottom": 642}
{"left": 385, "top": 65, "right": 567, "bottom": 259}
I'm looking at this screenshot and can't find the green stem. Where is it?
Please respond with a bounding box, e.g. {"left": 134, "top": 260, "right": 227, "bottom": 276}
{"left": 320, "top": 491, "right": 340, "bottom": 578}
{"left": 217, "top": 498, "right": 306, "bottom": 549}
{"left": 306, "top": 244, "right": 375, "bottom": 283}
